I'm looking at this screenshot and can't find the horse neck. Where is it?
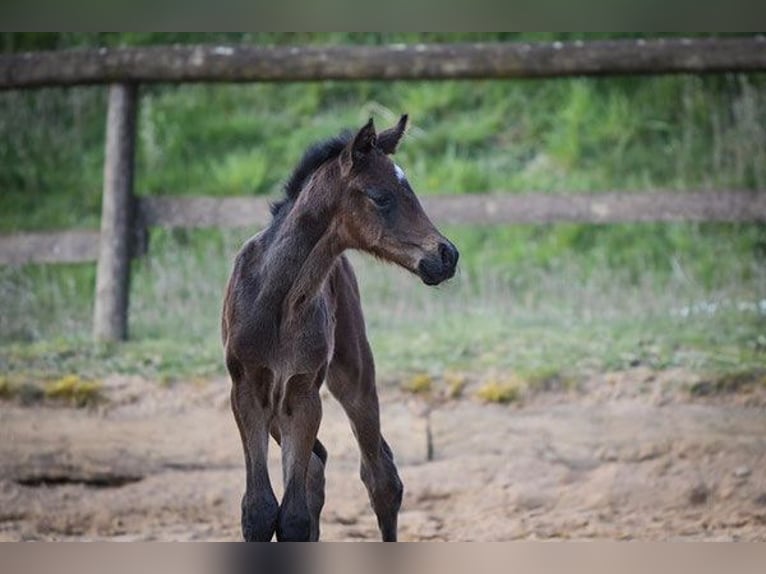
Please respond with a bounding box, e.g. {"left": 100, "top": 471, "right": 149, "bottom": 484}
{"left": 262, "top": 178, "right": 345, "bottom": 319}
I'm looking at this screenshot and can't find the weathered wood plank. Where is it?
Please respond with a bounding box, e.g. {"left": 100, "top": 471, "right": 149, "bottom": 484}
{"left": 139, "top": 196, "right": 273, "bottom": 229}
{"left": 419, "top": 190, "right": 766, "bottom": 225}
{"left": 2, "top": 191, "right": 764, "bottom": 265}
{"left": 0, "top": 230, "right": 100, "bottom": 265}
{"left": 140, "top": 190, "right": 766, "bottom": 229}
{"left": 1, "top": 37, "right": 765, "bottom": 89}
{"left": 93, "top": 83, "right": 138, "bottom": 342}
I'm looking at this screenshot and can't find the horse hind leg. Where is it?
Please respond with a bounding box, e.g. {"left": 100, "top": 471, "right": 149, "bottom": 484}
{"left": 306, "top": 438, "right": 328, "bottom": 540}
{"left": 326, "top": 258, "right": 402, "bottom": 541}
{"left": 327, "top": 355, "right": 403, "bottom": 542}
{"left": 229, "top": 361, "right": 279, "bottom": 541}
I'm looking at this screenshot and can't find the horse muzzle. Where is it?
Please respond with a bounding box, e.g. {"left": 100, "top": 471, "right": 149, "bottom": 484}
{"left": 417, "top": 240, "right": 459, "bottom": 286}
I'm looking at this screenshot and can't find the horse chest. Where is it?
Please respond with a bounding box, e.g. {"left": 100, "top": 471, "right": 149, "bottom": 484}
{"left": 278, "top": 296, "right": 336, "bottom": 371}
{"left": 234, "top": 296, "right": 335, "bottom": 373}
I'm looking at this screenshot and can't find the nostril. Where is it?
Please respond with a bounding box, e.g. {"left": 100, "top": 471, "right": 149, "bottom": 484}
{"left": 438, "top": 242, "right": 455, "bottom": 267}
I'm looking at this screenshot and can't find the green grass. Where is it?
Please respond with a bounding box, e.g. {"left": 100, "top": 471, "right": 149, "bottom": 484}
{"left": 2, "top": 52, "right": 764, "bottom": 232}
{"left": 2, "top": 293, "right": 763, "bottom": 385}
{"left": 0, "top": 226, "right": 763, "bottom": 383}
{"left": 0, "top": 338, "right": 223, "bottom": 383}
{"left": 367, "top": 303, "right": 766, "bottom": 377}
{"left": 0, "top": 33, "right": 764, "bottom": 386}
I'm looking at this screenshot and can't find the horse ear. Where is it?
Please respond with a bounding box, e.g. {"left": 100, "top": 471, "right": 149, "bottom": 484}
{"left": 377, "top": 114, "right": 408, "bottom": 155}
{"left": 341, "top": 118, "right": 377, "bottom": 176}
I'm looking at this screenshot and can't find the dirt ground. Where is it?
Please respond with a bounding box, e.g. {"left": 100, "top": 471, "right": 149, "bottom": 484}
{"left": 1, "top": 369, "right": 765, "bottom": 541}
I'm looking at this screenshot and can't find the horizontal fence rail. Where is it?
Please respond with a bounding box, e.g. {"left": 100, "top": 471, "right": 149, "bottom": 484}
{"left": 2, "top": 36, "right": 766, "bottom": 88}
{"left": 419, "top": 190, "right": 766, "bottom": 226}
{"left": 0, "top": 230, "right": 100, "bottom": 265}
{"left": 2, "top": 190, "right": 764, "bottom": 265}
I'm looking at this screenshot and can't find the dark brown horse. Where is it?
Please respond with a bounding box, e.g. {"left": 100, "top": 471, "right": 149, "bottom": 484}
{"left": 221, "top": 116, "right": 458, "bottom": 542}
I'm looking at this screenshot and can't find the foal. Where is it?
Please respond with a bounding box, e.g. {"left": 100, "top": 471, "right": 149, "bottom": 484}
{"left": 222, "top": 116, "right": 458, "bottom": 542}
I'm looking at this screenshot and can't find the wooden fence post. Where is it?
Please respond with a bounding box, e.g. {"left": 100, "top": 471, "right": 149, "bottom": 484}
{"left": 93, "top": 83, "right": 138, "bottom": 342}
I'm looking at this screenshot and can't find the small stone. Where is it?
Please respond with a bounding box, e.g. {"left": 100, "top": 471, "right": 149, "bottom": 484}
{"left": 733, "top": 466, "right": 751, "bottom": 479}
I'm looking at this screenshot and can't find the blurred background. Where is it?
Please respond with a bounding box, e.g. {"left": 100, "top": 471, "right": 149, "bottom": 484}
{"left": 1, "top": 32, "right": 763, "bottom": 387}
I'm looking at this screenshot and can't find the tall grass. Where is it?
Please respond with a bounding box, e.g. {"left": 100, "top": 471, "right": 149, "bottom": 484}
{"left": 1, "top": 226, "right": 763, "bottom": 379}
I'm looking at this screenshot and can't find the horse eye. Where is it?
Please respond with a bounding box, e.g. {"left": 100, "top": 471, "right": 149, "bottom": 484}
{"left": 365, "top": 189, "right": 393, "bottom": 210}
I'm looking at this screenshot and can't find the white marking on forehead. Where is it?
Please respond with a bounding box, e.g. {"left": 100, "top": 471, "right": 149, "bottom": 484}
{"left": 394, "top": 164, "right": 407, "bottom": 183}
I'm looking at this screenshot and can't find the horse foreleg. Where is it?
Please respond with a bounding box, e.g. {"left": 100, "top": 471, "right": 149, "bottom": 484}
{"left": 229, "top": 362, "right": 279, "bottom": 541}
{"left": 270, "top": 423, "right": 327, "bottom": 541}
{"left": 275, "top": 373, "right": 323, "bottom": 541}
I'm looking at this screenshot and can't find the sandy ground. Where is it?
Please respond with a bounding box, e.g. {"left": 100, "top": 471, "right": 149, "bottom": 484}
{"left": 1, "top": 370, "right": 765, "bottom": 541}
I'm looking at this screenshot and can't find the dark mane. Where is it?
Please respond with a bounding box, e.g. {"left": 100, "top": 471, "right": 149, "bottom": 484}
{"left": 270, "top": 131, "right": 352, "bottom": 217}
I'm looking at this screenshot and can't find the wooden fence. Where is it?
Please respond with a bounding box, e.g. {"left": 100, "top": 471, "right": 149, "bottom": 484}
{"left": 1, "top": 36, "right": 765, "bottom": 341}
